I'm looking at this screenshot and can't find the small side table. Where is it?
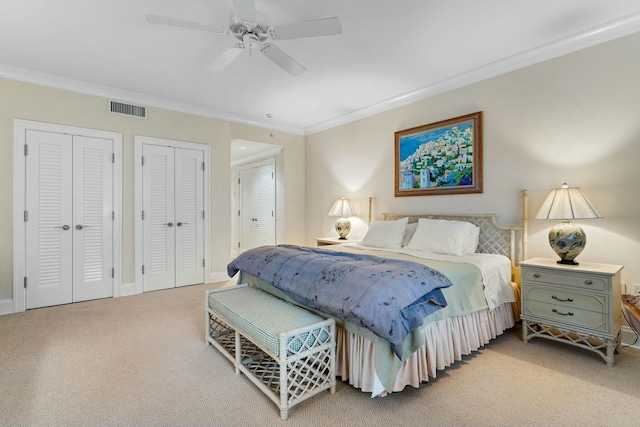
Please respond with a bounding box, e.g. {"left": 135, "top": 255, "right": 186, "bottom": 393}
{"left": 520, "top": 257, "right": 623, "bottom": 366}
{"left": 315, "top": 237, "right": 358, "bottom": 246}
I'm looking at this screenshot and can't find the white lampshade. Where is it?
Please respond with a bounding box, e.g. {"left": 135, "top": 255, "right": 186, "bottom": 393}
{"left": 535, "top": 183, "right": 601, "bottom": 266}
{"left": 328, "top": 197, "right": 355, "bottom": 239}
{"left": 328, "top": 197, "right": 355, "bottom": 218}
{"left": 535, "top": 183, "right": 602, "bottom": 220}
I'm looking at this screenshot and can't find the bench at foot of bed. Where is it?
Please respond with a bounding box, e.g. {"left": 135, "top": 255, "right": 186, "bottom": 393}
{"left": 206, "top": 285, "right": 336, "bottom": 420}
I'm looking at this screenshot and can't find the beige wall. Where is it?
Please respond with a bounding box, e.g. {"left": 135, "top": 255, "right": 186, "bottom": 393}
{"left": 306, "top": 32, "right": 640, "bottom": 288}
{"left": 0, "top": 78, "right": 305, "bottom": 302}
{"left": 3, "top": 32, "right": 639, "bottom": 303}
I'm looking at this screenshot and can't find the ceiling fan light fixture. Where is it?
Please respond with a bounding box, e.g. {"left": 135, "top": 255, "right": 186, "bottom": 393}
{"left": 242, "top": 33, "right": 262, "bottom": 49}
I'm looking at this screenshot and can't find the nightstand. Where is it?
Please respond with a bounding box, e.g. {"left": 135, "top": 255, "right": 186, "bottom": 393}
{"left": 520, "top": 257, "right": 623, "bottom": 366}
{"left": 315, "top": 237, "right": 358, "bottom": 246}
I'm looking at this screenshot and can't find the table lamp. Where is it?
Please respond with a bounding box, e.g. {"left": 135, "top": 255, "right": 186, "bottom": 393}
{"left": 328, "top": 197, "right": 355, "bottom": 239}
{"left": 535, "top": 183, "right": 602, "bottom": 265}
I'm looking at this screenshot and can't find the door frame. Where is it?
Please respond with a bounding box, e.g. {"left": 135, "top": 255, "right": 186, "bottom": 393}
{"left": 13, "top": 119, "right": 123, "bottom": 312}
{"left": 134, "top": 136, "right": 211, "bottom": 294}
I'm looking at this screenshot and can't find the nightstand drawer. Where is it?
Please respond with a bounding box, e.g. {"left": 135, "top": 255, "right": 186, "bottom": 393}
{"left": 523, "top": 285, "right": 608, "bottom": 314}
{"left": 523, "top": 300, "right": 608, "bottom": 333}
{"left": 522, "top": 269, "right": 608, "bottom": 292}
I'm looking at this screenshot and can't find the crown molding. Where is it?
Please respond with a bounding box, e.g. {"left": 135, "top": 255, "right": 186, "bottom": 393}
{"left": 304, "top": 11, "right": 640, "bottom": 135}
{"left": 2, "top": 10, "right": 639, "bottom": 138}
{"left": 0, "top": 64, "right": 305, "bottom": 136}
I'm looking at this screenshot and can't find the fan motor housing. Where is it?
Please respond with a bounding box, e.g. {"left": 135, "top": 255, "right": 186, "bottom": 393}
{"left": 229, "top": 12, "right": 269, "bottom": 42}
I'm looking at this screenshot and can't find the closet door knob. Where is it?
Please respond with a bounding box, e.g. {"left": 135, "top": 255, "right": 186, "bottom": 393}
{"left": 55, "top": 225, "right": 70, "bottom": 231}
{"left": 177, "top": 222, "right": 188, "bottom": 227}
{"left": 164, "top": 222, "right": 174, "bottom": 227}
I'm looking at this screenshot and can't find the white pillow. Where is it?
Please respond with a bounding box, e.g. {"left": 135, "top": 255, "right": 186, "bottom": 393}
{"left": 465, "top": 224, "right": 480, "bottom": 254}
{"left": 360, "top": 217, "right": 409, "bottom": 249}
{"left": 401, "top": 222, "right": 418, "bottom": 247}
{"left": 406, "top": 218, "right": 479, "bottom": 256}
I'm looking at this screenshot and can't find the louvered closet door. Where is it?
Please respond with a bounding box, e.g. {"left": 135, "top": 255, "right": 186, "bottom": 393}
{"left": 174, "top": 148, "right": 204, "bottom": 287}
{"left": 240, "top": 167, "right": 258, "bottom": 251}
{"left": 25, "top": 130, "right": 74, "bottom": 309}
{"left": 72, "top": 136, "right": 114, "bottom": 302}
{"left": 142, "top": 144, "right": 176, "bottom": 292}
{"left": 254, "top": 165, "right": 275, "bottom": 247}
{"left": 24, "top": 132, "right": 113, "bottom": 309}
{"left": 239, "top": 162, "right": 275, "bottom": 251}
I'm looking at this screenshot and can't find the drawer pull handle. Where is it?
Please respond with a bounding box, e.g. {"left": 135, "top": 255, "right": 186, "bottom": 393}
{"left": 584, "top": 280, "right": 593, "bottom": 285}
{"left": 552, "top": 309, "right": 574, "bottom": 316}
{"left": 533, "top": 273, "right": 540, "bottom": 278}
{"left": 552, "top": 295, "right": 573, "bottom": 303}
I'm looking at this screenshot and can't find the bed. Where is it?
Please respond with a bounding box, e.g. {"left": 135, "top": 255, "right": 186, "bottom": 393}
{"left": 229, "top": 205, "right": 526, "bottom": 397}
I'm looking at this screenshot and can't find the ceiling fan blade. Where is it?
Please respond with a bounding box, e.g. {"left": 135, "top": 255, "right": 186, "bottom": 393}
{"left": 209, "top": 45, "right": 245, "bottom": 71}
{"left": 233, "top": 0, "right": 256, "bottom": 22}
{"left": 261, "top": 44, "right": 305, "bottom": 76}
{"left": 146, "top": 14, "right": 226, "bottom": 34}
{"left": 271, "top": 17, "right": 342, "bottom": 40}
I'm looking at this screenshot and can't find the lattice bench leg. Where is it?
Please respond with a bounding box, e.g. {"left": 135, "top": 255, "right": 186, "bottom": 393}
{"left": 276, "top": 322, "right": 336, "bottom": 420}
{"left": 235, "top": 331, "right": 242, "bottom": 375}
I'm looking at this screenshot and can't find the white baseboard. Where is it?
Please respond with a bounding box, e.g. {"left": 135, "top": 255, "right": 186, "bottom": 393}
{"left": 621, "top": 326, "right": 640, "bottom": 350}
{"left": 0, "top": 299, "right": 13, "bottom": 315}
{"left": 119, "top": 282, "right": 136, "bottom": 297}
{"left": 210, "top": 271, "right": 231, "bottom": 284}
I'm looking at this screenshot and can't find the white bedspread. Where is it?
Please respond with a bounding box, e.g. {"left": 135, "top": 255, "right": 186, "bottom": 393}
{"left": 341, "top": 243, "right": 515, "bottom": 310}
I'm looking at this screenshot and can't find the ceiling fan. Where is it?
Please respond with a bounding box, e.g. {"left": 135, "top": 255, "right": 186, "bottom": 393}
{"left": 146, "top": 0, "right": 342, "bottom": 76}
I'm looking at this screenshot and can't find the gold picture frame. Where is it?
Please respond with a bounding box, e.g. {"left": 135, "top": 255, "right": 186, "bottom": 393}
{"left": 395, "top": 112, "right": 483, "bottom": 197}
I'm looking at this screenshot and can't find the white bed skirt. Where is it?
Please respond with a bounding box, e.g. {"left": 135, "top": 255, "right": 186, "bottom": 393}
{"left": 335, "top": 302, "right": 515, "bottom": 396}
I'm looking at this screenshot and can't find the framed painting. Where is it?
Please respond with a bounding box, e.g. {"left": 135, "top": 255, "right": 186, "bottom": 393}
{"left": 394, "top": 111, "right": 483, "bottom": 197}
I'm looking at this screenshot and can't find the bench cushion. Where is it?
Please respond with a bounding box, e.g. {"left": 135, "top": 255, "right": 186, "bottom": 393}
{"left": 208, "top": 286, "right": 329, "bottom": 357}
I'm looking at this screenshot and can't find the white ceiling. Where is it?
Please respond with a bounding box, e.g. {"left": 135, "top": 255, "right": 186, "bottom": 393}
{"left": 230, "top": 138, "right": 281, "bottom": 166}
{"left": 1, "top": 0, "right": 639, "bottom": 135}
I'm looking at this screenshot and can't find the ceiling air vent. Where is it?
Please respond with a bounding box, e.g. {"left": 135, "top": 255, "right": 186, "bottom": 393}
{"left": 109, "top": 100, "right": 147, "bottom": 119}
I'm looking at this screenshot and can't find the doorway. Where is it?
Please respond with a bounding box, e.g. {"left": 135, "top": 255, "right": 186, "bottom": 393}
{"left": 230, "top": 139, "right": 283, "bottom": 256}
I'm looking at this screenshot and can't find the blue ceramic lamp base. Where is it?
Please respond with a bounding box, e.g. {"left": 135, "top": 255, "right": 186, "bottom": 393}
{"left": 548, "top": 221, "right": 586, "bottom": 266}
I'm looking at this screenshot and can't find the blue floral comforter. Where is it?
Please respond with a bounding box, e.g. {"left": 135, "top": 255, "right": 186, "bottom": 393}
{"left": 227, "top": 245, "right": 452, "bottom": 359}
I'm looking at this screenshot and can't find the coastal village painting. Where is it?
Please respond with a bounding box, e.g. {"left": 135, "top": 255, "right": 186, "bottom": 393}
{"left": 394, "top": 112, "right": 483, "bottom": 196}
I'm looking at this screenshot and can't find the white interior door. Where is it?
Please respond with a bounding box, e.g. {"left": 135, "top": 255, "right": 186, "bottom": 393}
{"left": 240, "top": 167, "right": 258, "bottom": 250}
{"left": 141, "top": 144, "right": 205, "bottom": 291}
{"left": 25, "top": 130, "right": 74, "bottom": 309}
{"left": 72, "top": 136, "right": 114, "bottom": 302}
{"left": 175, "top": 148, "right": 204, "bottom": 287}
{"left": 142, "top": 144, "right": 176, "bottom": 292}
{"left": 239, "top": 161, "right": 275, "bottom": 252}
{"left": 24, "top": 131, "right": 114, "bottom": 309}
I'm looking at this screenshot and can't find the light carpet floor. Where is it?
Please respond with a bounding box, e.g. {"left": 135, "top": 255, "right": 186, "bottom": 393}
{"left": 2, "top": 282, "right": 640, "bottom": 427}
